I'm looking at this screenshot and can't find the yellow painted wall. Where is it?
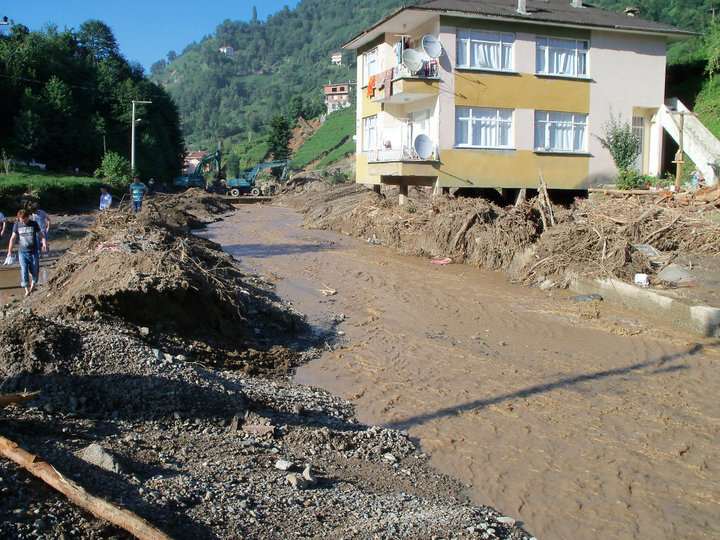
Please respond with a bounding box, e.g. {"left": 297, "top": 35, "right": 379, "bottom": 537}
{"left": 356, "top": 150, "right": 590, "bottom": 189}
{"left": 437, "top": 149, "right": 589, "bottom": 189}
{"left": 454, "top": 72, "right": 590, "bottom": 112}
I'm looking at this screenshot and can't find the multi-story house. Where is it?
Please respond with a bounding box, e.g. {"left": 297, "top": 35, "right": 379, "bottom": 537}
{"left": 343, "top": 0, "right": 694, "bottom": 202}
{"left": 324, "top": 82, "right": 353, "bottom": 114}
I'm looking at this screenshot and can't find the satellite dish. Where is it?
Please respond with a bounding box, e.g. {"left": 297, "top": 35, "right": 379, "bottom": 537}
{"left": 422, "top": 35, "right": 443, "bottom": 58}
{"left": 414, "top": 134, "right": 434, "bottom": 160}
{"left": 402, "top": 49, "right": 424, "bottom": 73}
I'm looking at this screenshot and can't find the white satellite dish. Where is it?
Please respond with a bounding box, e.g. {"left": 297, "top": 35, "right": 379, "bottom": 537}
{"left": 402, "top": 49, "right": 424, "bottom": 73}
{"left": 413, "top": 134, "right": 434, "bottom": 160}
{"left": 422, "top": 35, "right": 443, "bottom": 58}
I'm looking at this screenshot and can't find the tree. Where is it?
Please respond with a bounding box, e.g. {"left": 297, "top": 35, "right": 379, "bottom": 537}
{"left": 267, "top": 114, "right": 292, "bottom": 178}
{"left": 288, "top": 95, "right": 305, "bottom": 121}
{"left": 253, "top": 6, "right": 258, "bottom": 23}
{"left": 77, "top": 20, "right": 119, "bottom": 61}
{"left": 167, "top": 50, "right": 177, "bottom": 62}
{"left": 94, "top": 151, "right": 131, "bottom": 183}
{"left": 596, "top": 111, "right": 641, "bottom": 176}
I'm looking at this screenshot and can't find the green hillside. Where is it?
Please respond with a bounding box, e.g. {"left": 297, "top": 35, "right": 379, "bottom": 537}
{"left": 150, "top": 0, "right": 411, "bottom": 150}
{"left": 292, "top": 106, "right": 355, "bottom": 169}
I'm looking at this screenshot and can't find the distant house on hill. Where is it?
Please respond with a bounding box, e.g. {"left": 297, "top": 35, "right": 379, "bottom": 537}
{"left": 183, "top": 151, "right": 208, "bottom": 174}
{"left": 219, "top": 46, "right": 234, "bottom": 57}
{"left": 324, "top": 82, "right": 352, "bottom": 114}
{"left": 343, "top": 0, "right": 698, "bottom": 203}
{"left": 331, "top": 51, "right": 343, "bottom": 65}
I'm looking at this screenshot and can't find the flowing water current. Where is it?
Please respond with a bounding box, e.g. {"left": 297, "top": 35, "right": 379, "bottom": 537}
{"left": 203, "top": 205, "right": 718, "bottom": 540}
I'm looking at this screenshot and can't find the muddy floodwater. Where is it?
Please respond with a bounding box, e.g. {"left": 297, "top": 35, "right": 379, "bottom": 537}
{"left": 202, "top": 205, "right": 720, "bottom": 540}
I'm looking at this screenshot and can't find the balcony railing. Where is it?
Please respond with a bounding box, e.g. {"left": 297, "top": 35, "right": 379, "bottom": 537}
{"left": 393, "top": 61, "right": 439, "bottom": 80}
{"left": 366, "top": 145, "right": 438, "bottom": 163}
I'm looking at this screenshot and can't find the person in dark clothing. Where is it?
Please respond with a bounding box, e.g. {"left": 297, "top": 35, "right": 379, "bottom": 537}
{"left": 6, "top": 209, "right": 47, "bottom": 296}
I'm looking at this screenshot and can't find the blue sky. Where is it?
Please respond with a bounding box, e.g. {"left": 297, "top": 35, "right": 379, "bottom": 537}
{"left": 6, "top": 1, "right": 301, "bottom": 72}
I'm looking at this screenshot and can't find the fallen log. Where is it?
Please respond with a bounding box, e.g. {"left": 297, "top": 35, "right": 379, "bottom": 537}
{"left": 0, "top": 436, "right": 172, "bottom": 540}
{"left": 0, "top": 391, "right": 40, "bottom": 408}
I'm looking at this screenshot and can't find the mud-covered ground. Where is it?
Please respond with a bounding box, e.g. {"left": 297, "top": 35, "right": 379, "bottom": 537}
{"left": 0, "top": 190, "right": 530, "bottom": 539}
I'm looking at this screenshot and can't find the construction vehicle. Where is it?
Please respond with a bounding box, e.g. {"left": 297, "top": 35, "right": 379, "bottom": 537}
{"left": 224, "top": 159, "right": 291, "bottom": 197}
{"left": 173, "top": 148, "right": 222, "bottom": 189}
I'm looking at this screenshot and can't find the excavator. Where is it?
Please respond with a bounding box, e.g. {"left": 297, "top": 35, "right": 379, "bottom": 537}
{"left": 223, "top": 159, "right": 291, "bottom": 197}
{"left": 172, "top": 148, "right": 222, "bottom": 190}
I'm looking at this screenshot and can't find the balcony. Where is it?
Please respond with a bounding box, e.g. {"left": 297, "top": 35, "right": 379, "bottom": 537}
{"left": 369, "top": 61, "right": 440, "bottom": 104}
{"left": 366, "top": 144, "right": 438, "bottom": 163}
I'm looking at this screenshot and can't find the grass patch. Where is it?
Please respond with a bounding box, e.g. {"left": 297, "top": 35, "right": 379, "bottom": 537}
{"left": 292, "top": 106, "right": 355, "bottom": 169}
{"left": 0, "top": 167, "right": 128, "bottom": 212}
{"left": 315, "top": 139, "right": 356, "bottom": 169}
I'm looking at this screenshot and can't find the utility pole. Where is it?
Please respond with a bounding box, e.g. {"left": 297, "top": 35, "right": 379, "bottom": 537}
{"left": 130, "top": 100, "right": 151, "bottom": 176}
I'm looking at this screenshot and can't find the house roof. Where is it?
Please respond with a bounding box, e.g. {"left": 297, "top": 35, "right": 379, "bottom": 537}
{"left": 344, "top": 0, "right": 697, "bottom": 49}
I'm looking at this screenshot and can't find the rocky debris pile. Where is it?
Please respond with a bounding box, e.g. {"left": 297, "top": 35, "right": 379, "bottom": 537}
{"left": 276, "top": 180, "right": 720, "bottom": 288}
{"left": 0, "top": 315, "right": 531, "bottom": 539}
{"left": 0, "top": 191, "right": 532, "bottom": 539}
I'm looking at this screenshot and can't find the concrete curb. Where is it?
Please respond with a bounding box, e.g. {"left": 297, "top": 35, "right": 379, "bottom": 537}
{"left": 570, "top": 275, "right": 720, "bottom": 337}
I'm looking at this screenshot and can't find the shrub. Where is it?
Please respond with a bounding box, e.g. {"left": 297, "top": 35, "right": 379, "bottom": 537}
{"left": 615, "top": 169, "right": 640, "bottom": 190}
{"left": 94, "top": 152, "right": 131, "bottom": 184}
{"left": 596, "top": 111, "right": 640, "bottom": 172}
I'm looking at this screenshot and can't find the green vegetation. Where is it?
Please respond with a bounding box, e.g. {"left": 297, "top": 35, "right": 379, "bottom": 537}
{"left": 0, "top": 20, "right": 184, "bottom": 183}
{"left": 596, "top": 111, "right": 641, "bottom": 174}
{"left": 316, "top": 138, "right": 356, "bottom": 168}
{"left": 293, "top": 106, "right": 355, "bottom": 169}
{"left": 0, "top": 166, "right": 129, "bottom": 212}
{"left": 149, "top": 0, "right": 410, "bottom": 148}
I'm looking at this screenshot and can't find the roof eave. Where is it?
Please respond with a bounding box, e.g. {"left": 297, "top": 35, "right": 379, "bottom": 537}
{"left": 342, "top": 5, "right": 697, "bottom": 50}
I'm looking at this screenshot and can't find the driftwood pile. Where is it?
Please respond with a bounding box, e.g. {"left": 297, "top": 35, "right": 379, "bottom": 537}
{"left": 522, "top": 193, "right": 720, "bottom": 284}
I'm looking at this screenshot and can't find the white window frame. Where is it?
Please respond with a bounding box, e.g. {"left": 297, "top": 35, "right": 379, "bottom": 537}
{"left": 534, "top": 111, "right": 588, "bottom": 153}
{"left": 536, "top": 36, "right": 588, "bottom": 77}
{"left": 363, "top": 115, "right": 378, "bottom": 151}
{"left": 456, "top": 30, "right": 514, "bottom": 72}
{"left": 363, "top": 48, "right": 378, "bottom": 86}
{"left": 455, "top": 107, "right": 514, "bottom": 149}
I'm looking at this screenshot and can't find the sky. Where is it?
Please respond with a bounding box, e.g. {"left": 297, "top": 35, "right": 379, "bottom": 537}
{"left": 6, "top": 1, "right": 302, "bottom": 73}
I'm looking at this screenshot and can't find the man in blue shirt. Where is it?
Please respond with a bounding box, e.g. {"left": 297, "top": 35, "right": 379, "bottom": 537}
{"left": 130, "top": 177, "right": 148, "bottom": 213}
{"left": 6, "top": 209, "right": 47, "bottom": 296}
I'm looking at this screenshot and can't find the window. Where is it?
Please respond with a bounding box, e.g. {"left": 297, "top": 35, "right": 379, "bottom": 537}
{"left": 363, "top": 48, "right": 378, "bottom": 86}
{"left": 534, "top": 111, "right": 587, "bottom": 152}
{"left": 457, "top": 30, "right": 514, "bottom": 71}
{"left": 455, "top": 107, "right": 513, "bottom": 149}
{"left": 536, "top": 37, "right": 588, "bottom": 77}
{"left": 363, "top": 115, "right": 378, "bottom": 151}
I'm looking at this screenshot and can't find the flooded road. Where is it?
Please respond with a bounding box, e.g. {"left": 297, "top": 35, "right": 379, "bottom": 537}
{"left": 203, "top": 205, "right": 720, "bottom": 540}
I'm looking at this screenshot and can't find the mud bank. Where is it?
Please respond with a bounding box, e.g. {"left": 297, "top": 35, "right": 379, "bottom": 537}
{"left": 0, "top": 191, "right": 530, "bottom": 539}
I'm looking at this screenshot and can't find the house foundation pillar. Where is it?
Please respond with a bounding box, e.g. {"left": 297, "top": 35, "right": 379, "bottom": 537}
{"left": 398, "top": 184, "right": 408, "bottom": 206}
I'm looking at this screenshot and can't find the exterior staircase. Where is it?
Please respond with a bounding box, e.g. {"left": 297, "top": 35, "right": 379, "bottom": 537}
{"left": 658, "top": 98, "right": 720, "bottom": 186}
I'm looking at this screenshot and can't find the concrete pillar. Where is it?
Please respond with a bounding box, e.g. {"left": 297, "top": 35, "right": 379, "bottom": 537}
{"left": 398, "top": 184, "right": 408, "bottom": 206}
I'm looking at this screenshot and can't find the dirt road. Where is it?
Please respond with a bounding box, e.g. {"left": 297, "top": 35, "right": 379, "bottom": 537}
{"left": 203, "top": 205, "right": 720, "bottom": 540}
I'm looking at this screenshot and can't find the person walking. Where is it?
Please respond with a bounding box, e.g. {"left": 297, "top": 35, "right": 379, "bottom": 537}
{"left": 31, "top": 206, "right": 51, "bottom": 241}
{"left": 99, "top": 186, "right": 112, "bottom": 210}
{"left": 130, "top": 177, "right": 148, "bottom": 213}
{"left": 7, "top": 209, "right": 47, "bottom": 296}
{"left": 0, "top": 211, "right": 5, "bottom": 237}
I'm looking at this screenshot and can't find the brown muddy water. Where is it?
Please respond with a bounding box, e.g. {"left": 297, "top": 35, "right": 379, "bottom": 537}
{"left": 206, "top": 205, "right": 719, "bottom": 540}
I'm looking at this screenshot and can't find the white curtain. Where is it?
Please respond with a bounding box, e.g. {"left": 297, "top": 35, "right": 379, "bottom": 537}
{"left": 457, "top": 37, "right": 468, "bottom": 66}
{"left": 472, "top": 40, "right": 500, "bottom": 69}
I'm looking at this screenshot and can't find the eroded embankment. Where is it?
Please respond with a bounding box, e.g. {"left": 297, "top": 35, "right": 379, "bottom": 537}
{"left": 0, "top": 190, "right": 530, "bottom": 539}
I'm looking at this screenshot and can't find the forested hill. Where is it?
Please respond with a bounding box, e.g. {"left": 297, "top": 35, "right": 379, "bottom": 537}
{"left": 150, "top": 0, "right": 713, "bottom": 150}
{"left": 149, "top": 0, "right": 411, "bottom": 148}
